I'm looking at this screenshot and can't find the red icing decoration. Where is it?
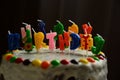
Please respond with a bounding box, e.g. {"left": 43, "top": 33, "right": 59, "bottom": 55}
{"left": 87, "top": 57, "right": 95, "bottom": 63}
{"left": 6, "top": 55, "right": 13, "bottom": 61}
{"left": 41, "top": 61, "right": 50, "bottom": 69}
{"left": 15, "top": 58, "right": 23, "bottom": 64}
{"left": 60, "top": 59, "right": 69, "bottom": 65}
{"left": 97, "top": 55, "right": 104, "bottom": 60}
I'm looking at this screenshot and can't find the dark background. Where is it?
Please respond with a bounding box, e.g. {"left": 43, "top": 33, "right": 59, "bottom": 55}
{"left": 0, "top": 0, "right": 120, "bottom": 80}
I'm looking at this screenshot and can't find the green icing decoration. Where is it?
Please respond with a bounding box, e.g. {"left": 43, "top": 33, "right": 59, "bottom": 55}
{"left": 92, "top": 56, "right": 99, "bottom": 61}
{"left": 92, "top": 34, "right": 105, "bottom": 54}
{"left": 51, "top": 60, "right": 60, "bottom": 67}
{"left": 10, "top": 56, "right": 17, "bottom": 63}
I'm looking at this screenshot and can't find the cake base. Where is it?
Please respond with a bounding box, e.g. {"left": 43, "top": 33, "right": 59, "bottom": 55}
{"left": 0, "top": 59, "right": 108, "bottom": 80}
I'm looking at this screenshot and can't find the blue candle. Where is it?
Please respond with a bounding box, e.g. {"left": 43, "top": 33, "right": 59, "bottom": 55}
{"left": 37, "top": 20, "right": 46, "bottom": 35}
{"left": 8, "top": 32, "right": 20, "bottom": 51}
{"left": 70, "top": 33, "right": 80, "bottom": 50}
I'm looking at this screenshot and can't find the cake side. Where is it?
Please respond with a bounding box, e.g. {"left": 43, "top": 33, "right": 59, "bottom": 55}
{"left": 0, "top": 57, "right": 107, "bottom": 80}
{"left": 0, "top": 49, "right": 108, "bottom": 80}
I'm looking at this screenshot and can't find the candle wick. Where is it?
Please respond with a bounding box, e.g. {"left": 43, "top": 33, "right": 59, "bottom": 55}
{"left": 69, "top": 20, "right": 75, "bottom": 24}
{"left": 22, "top": 22, "right": 28, "bottom": 26}
{"left": 50, "top": 30, "right": 52, "bottom": 33}
{"left": 8, "top": 30, "right": 11, "bottom": 34}
{"left": 56, "top": 20, "right": 60, "bottom": 23}
{"left": 32, "top": 28, "right": 36, "bottom": 33}
{"left": 37, "top": 19, "right": 42, "bottom": 22}
{"left": 88, "top": 22, "right": 91, "bottom": 26}
{"left": 69, "top": 30, "right": 74, "bottom": 33}
{"left": 63, "top": 30, "right": 66, "bottom": 32}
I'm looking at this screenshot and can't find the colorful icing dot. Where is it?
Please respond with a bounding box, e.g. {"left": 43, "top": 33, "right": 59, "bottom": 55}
{"left": 41, "top": 61, "right": 50, "bottom": 69}
{"left": 5, "top": 54, "right": 14, "bottom": 61}
{"left": 23, "top": 59, "right": 31, "bottom": 66}
{"left": 70, "top": 59, "right": 78, "bottom": 64}
{"left": 79, "top": 58, "right": 88, "bottom": 64}
{"left": 15, "top": 58, "right": 23, "bottom": 64}
{"left": 97, "top": 55, "right": 104, "bottom": 60}
{"left": 51, "top": 60, "right": 60, "bottom": 67}
{"left": 92, "top": 56, "right": 99, "bottom": 61}
{"left": 60, "top": 59, "right": 69, "bottom": 65}
{"left": 32, "top": 59, "right": 42, "bottom": 67}
{"left": 10, "top": 56, "right": 17, "bottom": 63}
{"left": 87, "top": 57, "right": 95, "bottom": 63}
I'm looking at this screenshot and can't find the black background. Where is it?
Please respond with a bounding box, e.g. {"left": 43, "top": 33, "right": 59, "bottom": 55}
{"left": 0, "top": 0, "right": 120, "bottom": 80}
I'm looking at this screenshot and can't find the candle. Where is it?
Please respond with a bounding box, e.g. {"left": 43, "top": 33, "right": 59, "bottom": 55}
{"left": 24, "top": 29, "right": 33, "bottom": 52}
{"left": 53, "top": 20, "right": 64, "bottom": 40}
{"left": 58, "top": 34, "right": 65, "bottom": 51}
{"left": 37, "top": 20, "right": 46, "bottom": 35}
{"left": 80, "top": 23, "right": 93, "bottom": 50}
{"left": 68, "top": 20, "right": 79, "bottom": 34}
{"left": 63, "top": 32, "right": 70, "bottom": 47}
{"left": 92, "top": 34, "right": 105, "bottom": 54}
{"left": 21, "top": 27, "right": 26, "bottom": 43}
{"left": 8, "top": 31, "right": 20, "bottom": 51}
{"left": 70, "top": 33, "right": 80, "bottom": 50}
{"left": 34, "top": 32, "right": 45, "bottom": 52}
{"left": 82, "top": 23, "right": 92, "bottom": 34}
{"left": 46, "top": 31, "right": 57, "bottom": 51}
{"left": 22, "top": 22, "right": 32, "bottom": 38}
{"left": 80, "top": 34, "right": 93, "bottom": 50}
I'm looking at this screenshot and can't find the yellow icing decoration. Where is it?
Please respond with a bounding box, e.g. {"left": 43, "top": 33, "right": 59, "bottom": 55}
{"left": 32, "top": 59, "right": 42, "bottom": 67}
{"left": 79, "top": 58, "right": 89, "bottom": 64}
{"left": 3, "top": 53, "right": 13, "bottom": 59}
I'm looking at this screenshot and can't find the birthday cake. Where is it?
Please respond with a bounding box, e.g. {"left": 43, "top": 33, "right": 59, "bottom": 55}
{"left": 0, "top": 20, "right": 108, "bottom": 80}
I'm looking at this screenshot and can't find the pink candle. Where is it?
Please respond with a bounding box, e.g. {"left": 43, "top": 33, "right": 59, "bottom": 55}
{"left": 25, "top": 24, "right": 32, "bottom": 38}
{"left": 21, "top": 27, "right": 26, "bottom": 39}
{"left": 46, "top": 31, "right": 57, "bottom": 51}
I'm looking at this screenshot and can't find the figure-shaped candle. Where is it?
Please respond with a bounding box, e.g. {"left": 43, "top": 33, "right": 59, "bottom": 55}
{"left": 53, "top": 20, "right": 64, "bottom": 40}
{"left": 92, "top": 34, "right": 105, "bottom": 54}
{"left": 68, "top": 20, "right": 79, "bottom": 34}
{"left": 24, "top": 29, "right": 33, "bottom": 52}
{"left": 21, "top": 27, "right": 26, "bottom": 43}
{"left": 8, "top": 31, "right": 20, "bottom": 51}
{"left": 46, "top": 31, "right": 57, "bottom": 51}
{"left": 37, "top": 19, "right": 46, "bottom": 35}
{"left": 22, "top": 22, "right": 33, "bottom": 52}
{"left": 80, "top": 23, "right": 93, "bottom": 50}
{"left": 70, "top": 33, "right": 80, "bottom": 50}
{"left": 23, "top": 22, "right": 32, "bottom": 38}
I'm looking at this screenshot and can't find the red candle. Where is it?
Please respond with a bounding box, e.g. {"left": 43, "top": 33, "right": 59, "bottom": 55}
{"left": 58, "top": 34, "right": 65, "bottom": 51}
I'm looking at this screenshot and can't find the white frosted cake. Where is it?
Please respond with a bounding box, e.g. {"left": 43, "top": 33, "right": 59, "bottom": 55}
{"left": 0, "top": 48, "right": 107, "bottom": 80}
{"left": 0, "top": 20, "right": 108, "bottom": 80}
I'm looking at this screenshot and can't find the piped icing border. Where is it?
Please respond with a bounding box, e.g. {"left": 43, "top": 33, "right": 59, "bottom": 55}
{"left": 3, "top": 51, "right": 106, "bottom": 69}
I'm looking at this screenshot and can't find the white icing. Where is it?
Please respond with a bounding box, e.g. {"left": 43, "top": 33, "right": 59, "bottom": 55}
{"left": 0, "top": 48, "right": 108, "bottom": 80}
{"left": 13, "top": 48, "right": 94, "bottom": 61}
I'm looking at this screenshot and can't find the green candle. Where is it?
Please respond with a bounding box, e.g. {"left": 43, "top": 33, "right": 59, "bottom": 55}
{"left": 53, "top": 20, "right": 64, "bottom": 40}
{"left": 92, "top": 34, "right": 105, "bottom": 54}
{"left": 24, "top": 29, "right": 33, "bottom": 52}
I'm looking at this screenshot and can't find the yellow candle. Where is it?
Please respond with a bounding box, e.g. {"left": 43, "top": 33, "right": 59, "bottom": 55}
{"left": 68, "top": 20, "right": 79, "bottom": 34}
